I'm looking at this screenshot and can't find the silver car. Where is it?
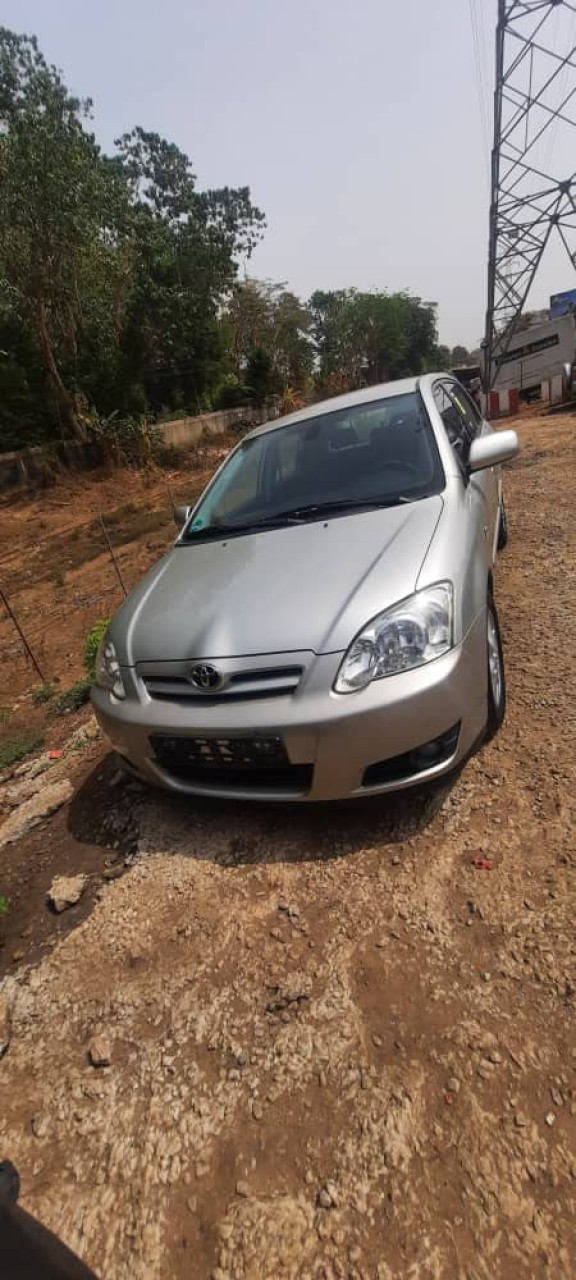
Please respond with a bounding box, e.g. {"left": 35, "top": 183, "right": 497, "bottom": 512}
{"left": 92, "top": 374, "right": 518, "bottom": 801}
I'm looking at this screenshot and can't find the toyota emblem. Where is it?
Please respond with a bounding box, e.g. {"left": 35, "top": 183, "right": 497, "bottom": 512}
{"left": 188, "top": 663, "right": 222, "bottom": 691}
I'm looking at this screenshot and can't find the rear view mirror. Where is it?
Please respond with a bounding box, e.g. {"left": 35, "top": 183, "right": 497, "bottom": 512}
{"left": 468, "top": 430, "right": 518, "bottom": 473}
{"left": 174, "top": 505, "right": 191, "bottom": 529}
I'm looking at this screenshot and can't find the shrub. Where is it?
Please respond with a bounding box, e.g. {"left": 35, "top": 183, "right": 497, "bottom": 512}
{"left": 83, "top": 618, "right": 110, "bottom": 682}
{"left": 213, "top": 379, "right": 251, "bottom": 410}
{"left": 91, "top": 412, "right": 161, "bottom": 467}
{"left": 54, "top": 677, "right": 92, "bottom": 716}
{"left": 31, "top": 682, "right": 56, "bottom": 706}
{"left": 0, "top": 731, "right": 44, "bottom": 770}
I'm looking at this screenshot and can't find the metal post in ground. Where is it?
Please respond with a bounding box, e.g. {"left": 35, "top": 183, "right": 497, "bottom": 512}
{"left": 99, "top": 514, "right": 127, "bottom": 598}
{"left": 0, "top": 587, "right": 45, "bottom": 683}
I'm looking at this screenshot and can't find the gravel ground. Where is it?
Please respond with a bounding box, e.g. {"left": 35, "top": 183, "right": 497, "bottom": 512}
{"left": 0, "top": 409, "right": 575, "bottom": 1279}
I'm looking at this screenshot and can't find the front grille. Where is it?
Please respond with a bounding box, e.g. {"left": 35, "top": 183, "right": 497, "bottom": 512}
{"left": 142, "top": 665, "right": 303, "bottom": 704}
{"left": 150, "top": 734, "right": 313, "bottom": 794}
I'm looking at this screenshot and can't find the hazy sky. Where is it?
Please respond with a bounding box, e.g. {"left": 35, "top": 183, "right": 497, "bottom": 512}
{"left": 3, "top": 0, "right": 573, "bottom": 348}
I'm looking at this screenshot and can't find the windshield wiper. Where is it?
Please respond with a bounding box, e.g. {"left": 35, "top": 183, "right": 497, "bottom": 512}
{"left": 182, "top": 513, "right": 302, "bottom": 541}
{"left": 182, "top": 495, "right": 417, "bottom": 542}
{"left": 266, "top": 496, "right": 413, "bottom": 521}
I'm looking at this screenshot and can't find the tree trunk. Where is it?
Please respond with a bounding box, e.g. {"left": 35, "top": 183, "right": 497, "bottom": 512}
{"left": 37, "top": 296, "right": 86, "bottom": 443}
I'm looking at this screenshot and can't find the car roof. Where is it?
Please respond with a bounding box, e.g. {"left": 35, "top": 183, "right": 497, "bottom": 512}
{"left": 245, "top": 373, "right": 442, "bottom": 441}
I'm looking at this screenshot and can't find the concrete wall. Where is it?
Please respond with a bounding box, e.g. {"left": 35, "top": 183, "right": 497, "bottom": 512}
{"left": 0, "top": 440, "right": 106, "bottom": 497}
{"left": 159, "top": 404, "right": 274, "bottom": 450}
{"left": 0, "top": 404, "right": 278, "bottom": 498}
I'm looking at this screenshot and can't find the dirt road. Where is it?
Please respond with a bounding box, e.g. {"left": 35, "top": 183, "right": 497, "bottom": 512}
{"left": 0, "top": 410, "right": 575, "bottom": 1279}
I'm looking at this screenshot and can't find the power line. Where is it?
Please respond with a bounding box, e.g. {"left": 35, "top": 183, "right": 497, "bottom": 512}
{"left": 468, "top": 0, "right": 491, "bottom": 183}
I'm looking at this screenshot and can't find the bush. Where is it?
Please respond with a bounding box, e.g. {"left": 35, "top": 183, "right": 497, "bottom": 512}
{"left": 90, "top": 412, "right": 162, "bottom": 467}
{"left": 31, "top": 682, "right": 56, "bottom": 706}
{"left": 54, "top": 617, "right": 109, "bottom": 716}
{"left": 0, "top": 731, "right": 44, "bottom": 770}
{"left": 54, "top": 677, "right": 92, "bottom": 716}
{"left": 212, "top": 379, "right": 251, "bottom": 410}
{"left": 83, "top": 618, "right": 110, "bottom": 682}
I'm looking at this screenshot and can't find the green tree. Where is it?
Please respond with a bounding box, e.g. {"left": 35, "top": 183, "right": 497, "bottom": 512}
{"left": 245, "top": 347, "right": 281, "bottom": 405}
{"left": 309, "top": 289, "right": 438, "bottom": 391}
{"left": 112, "top": 129, "right": 265, "bottom": 414}
{"left": 0, "top": 32, "right": 265, "bottom": 446}
{"left": 224, "top": 278, "right": 312, "bottom": 396}
{"left": 451, "top": 344, "right": 470, "bottom": 365}
{"left": 430, "top": 344, "right": 452, "bottom": 370}
{"left": 0, "top": 27, "right": 126, "bottom": 441}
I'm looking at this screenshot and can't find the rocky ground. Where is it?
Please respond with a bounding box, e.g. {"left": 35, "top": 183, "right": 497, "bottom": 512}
{"left": 0, "top": 408, "right": 575, "bottom": 1279}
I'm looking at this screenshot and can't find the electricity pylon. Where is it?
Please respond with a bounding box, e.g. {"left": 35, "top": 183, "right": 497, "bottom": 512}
{"left": 484, "top": 0, "right": 576, "bottom": 390}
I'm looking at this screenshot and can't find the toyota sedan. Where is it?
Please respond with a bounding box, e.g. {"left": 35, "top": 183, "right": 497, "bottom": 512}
{"left": 91, "top": 374, "right": 518, "bottom": 801}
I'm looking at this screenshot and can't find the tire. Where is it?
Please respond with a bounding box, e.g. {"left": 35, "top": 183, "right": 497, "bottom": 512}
{"left": 497, "top": 496, "right": 508, "bottom": 550}
{"left": 485, "top": 592, "right": 506, "bottom": 742}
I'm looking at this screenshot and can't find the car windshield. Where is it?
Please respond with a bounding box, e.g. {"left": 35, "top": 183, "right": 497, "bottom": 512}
{"left": 181, "top": 391, "right": 443, "bottom": 541}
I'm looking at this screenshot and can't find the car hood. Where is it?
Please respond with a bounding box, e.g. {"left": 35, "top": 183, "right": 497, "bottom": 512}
{"left": 113, "top": 497, "right": 443, "bottom": 664}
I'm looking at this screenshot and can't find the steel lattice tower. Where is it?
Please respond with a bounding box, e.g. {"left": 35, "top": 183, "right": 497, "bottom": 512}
{"left": 484, "top": 0, "right": 576, "bottom": 390}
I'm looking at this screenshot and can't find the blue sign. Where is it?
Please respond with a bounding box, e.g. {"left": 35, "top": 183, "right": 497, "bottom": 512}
{"left": 550, "top": 288, "right": 576, "bottom": 318}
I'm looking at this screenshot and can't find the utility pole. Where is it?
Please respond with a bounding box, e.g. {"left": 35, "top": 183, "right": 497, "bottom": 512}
{"left": 484, "top": 0, "right": 576, "bottom": 391}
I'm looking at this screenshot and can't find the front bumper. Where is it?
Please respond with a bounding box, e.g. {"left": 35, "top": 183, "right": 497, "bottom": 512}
{"left": 91, "top": 612, "right": 488, "bottom": 802}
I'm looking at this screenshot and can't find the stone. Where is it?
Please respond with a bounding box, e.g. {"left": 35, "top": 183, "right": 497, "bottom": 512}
{"left": 0, "top": 997, "right": 11, "bottom": 1058}
{"left": 317, "top": 1181, "right": 338, "bottom": 1209}
{"left": 251, "top": 1100, "right": 263, "bottom": 1121}
{"left": 545, "top": 1112, "right": 555, "bottom": 1128}
{"left": 88, "top": 1035, "right": 112, "bottom": 1068}
{"left": 0, "top": 780, "right": 73, "bottom": 850}
{"left": 48, "top": 874, "right": 87, "bottom": 913}
{"left": 31, "top": 1113, "right": 49, "bottom": 1139}
{"left": 236, "top": 1180, "right": 250, "bottom": 1197}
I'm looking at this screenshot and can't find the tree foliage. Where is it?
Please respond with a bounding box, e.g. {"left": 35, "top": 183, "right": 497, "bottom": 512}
{"left": 0, "top": 29, "right": 264, "bottom": 448}
{"left": 309, "top": 289, "right": 441, "bottom": 391}
{"left": 0, "top": 27, "right": 455, "bottom": 453}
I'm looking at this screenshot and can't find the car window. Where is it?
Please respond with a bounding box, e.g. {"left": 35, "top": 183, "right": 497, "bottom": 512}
{"left": 433, "top": 380, "right": 478, "bottom": 465}
{"left": 182, "top": 391, "right": 445, "bottom": 540}
{"left": 448, "top": 380, "right": 482, "bottom": 438}
{"left": 433, "top": 382, "right": 466, "bottom": 453}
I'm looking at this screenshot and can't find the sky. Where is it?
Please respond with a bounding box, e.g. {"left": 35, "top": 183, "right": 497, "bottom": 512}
{"left": 3, "top": 0, "right": 574, "bottom": 349}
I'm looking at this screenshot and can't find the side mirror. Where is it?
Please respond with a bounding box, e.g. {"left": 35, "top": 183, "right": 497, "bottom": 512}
{"left": 468, "top": 430, "right": 518, "bottom": 474}
{"left": 174, "top": 505, "right": 191, "bottom": 529}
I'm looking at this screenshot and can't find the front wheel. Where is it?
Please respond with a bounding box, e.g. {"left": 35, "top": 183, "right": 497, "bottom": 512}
{"left": 485, "top": 593, "right": 506, "bottom": 742}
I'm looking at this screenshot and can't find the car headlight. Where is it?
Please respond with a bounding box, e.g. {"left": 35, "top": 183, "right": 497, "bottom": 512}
{"left": 334, "top": 583, "right": 453, "bottom": 693}
{"left": 95, "top": 631, "right": 126, "bottom": 699}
